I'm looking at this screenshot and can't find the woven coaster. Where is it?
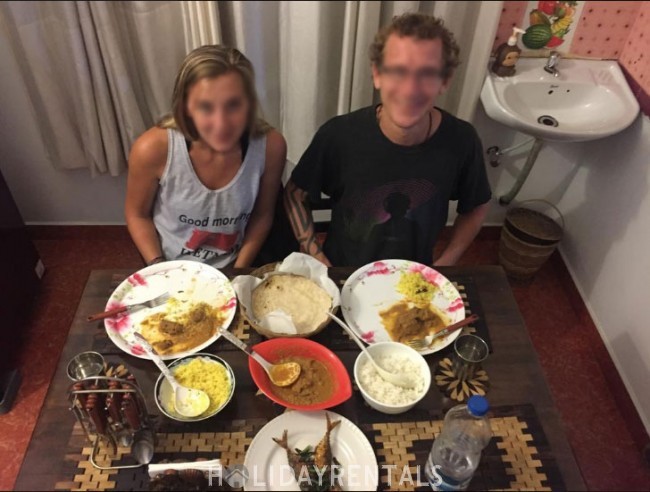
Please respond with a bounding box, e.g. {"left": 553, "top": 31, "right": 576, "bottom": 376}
{"left": 434, "top": 356, "right": 490, "bottom": 402}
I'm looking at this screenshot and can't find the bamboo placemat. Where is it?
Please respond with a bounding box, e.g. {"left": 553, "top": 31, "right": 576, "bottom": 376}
{"left": 53, "top": 404, "right": 562, "bottom": 491}
{"left": 91, "top": 273, "right": 491, "bottom": 354}
{"left": 360, "top": 404, "right": 563, "bottom": 491}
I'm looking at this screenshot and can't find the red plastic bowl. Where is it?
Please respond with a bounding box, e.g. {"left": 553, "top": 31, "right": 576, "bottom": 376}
{"left": 249, "top": 338, "right": 352, "bottom": 411}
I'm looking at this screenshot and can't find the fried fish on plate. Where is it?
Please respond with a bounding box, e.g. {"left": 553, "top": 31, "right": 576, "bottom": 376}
{"left": 272, "top": 413, "right": 342, "bottom": 491}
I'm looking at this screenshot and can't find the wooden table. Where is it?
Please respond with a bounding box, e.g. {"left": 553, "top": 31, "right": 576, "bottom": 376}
{"left": 14, "top": 266, "right": 585, "bottom": 490}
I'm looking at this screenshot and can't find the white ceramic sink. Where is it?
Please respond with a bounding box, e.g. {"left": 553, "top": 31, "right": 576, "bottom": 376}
{"left": 480, "top": 58, "right": 639, "bottom": 142}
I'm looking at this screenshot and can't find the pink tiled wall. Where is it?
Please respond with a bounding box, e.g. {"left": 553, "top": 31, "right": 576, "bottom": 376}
{"left": 619, "top": 2, "right": 650, "bottom": 95}
{"left": 492, "top": 1, "right": 650, "bottom": 114}
{"left": 571, "top": 1, "right": 641, "bottom": 58}
{"left": 493, "top": 1, "right": 528, "bottom": 50}
{"left": 492, "top": 1, "right": 641, "bottom": 58}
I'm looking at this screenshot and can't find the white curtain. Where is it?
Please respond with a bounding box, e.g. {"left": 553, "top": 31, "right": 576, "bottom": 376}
{"left": 0, "top": 1, "right": 188, "bottom": 176}
{"left": 217, "top": 1, "right": 502, "bottom": 163}
{"left": 0, "top": 0, "right": 501, "bottom": 175}
{"left": 181, "top": 1, "right": 221, "bottom": 51}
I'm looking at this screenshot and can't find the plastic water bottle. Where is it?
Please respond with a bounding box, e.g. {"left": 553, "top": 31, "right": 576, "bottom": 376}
{"left": 425, "top": 395, "right": 492, "bottom": 491}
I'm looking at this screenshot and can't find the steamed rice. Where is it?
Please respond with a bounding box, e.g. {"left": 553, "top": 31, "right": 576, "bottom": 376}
{"left": 358, "top": 354, "right": 425, "bottom": 405}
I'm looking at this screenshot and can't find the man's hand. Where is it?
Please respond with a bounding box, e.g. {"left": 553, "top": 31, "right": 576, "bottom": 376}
{"left": 283, "top": 179, "right": 333, "bottom": 266}
{"left": 433, "top": 202, "right": 490, "bottom": 267}
{"left": 312, "top": 250, "right": 332, "bottom": 267}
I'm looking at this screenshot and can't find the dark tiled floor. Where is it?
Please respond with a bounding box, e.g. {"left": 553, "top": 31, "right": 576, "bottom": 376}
{"left": 1, "top": 227, "right": 649, "bottom": 490}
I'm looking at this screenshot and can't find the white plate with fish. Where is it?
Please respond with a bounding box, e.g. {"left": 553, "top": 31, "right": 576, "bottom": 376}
{"left": 104, "top": 260, "right": 236, "bottom": 360}
{"left": 243, "top": 411, "right": 378, "bottom": 491}
{"left": 340, "top": 260, "right": 465, "bottom": 355}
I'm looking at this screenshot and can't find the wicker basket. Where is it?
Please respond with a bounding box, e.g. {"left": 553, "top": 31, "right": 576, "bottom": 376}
{"left": 239, "top": 262, "right": 335, "bottom": 338}
{"left": 499, "top": 200, "right": 564, "bottom": 280}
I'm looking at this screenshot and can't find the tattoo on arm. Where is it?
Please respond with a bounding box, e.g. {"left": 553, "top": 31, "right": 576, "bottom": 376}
{"left": 284, "top": 181, "right": 322, "bottom": 255}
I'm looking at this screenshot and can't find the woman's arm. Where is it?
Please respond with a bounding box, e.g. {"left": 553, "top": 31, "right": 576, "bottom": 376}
{"left": 125, "top": 128, "right": 168, "bottom": 264}
{"left": 234, "top": 130, "right": 287, "bottom": 268}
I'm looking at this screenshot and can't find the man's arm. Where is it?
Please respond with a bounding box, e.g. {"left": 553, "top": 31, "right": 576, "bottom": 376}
{"left": 283, "top": 179, "right": 332, "bottom": 266}
{"left": 433, "top": 201, "right": 489, "bottom": 266}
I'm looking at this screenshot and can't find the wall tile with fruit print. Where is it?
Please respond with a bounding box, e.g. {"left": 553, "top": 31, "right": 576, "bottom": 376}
{"left": 521, "top": 1, "right": 585, "bottom": 52}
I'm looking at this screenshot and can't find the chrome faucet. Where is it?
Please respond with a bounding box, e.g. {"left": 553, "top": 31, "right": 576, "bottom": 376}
{"left": 544, "top": 51, "right": 560, "bottom": 77}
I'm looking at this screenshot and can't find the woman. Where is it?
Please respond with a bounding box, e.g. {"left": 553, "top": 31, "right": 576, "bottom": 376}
{"left": 125, "top": 45, "right": 286, "bottom": 268}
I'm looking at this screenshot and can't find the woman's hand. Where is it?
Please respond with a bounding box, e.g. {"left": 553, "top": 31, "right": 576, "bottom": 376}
{"left": 125, "top": 128, "right": 168, "bottom": 264}
{"left": 234, "top": 130, "right": 287, "bottom": 268}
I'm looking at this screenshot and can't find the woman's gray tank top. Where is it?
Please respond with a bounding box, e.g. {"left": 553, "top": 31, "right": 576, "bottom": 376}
{"left": 152, "top": 128, "right": 266, "bottom": 267}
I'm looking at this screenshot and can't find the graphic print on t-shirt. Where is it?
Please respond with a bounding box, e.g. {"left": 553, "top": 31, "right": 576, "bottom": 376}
{"left": 181, "top": 229, "right": 241, "bottom": 261}
{"left": 177, "top": 212, "right": 251, "bottom": 262}
{"left": 338, "top": 178, "right": 440, "bottom": 261}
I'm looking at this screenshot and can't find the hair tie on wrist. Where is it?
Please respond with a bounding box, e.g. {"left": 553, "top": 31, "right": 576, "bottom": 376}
{"left": 147, "top": 256, "right": 165, "bottom": 266}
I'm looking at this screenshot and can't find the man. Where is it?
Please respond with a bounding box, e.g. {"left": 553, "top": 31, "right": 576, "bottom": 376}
{"left": 284, "top": 13, "right": 491, "bottom": 267}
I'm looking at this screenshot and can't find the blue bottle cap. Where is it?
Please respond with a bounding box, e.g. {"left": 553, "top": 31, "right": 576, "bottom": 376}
{"left": 467, "top": 395, "right": 489, "bottom": 417}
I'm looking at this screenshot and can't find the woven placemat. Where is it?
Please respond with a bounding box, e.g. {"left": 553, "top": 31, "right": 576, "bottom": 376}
{"left": 54, "top": 418, "right": 266, "bottom": 491}
{"left": 53, "top": 404, "right": 562, "bottom": 491}
{"left": 91, "top": 273, "right": 491, "bottom": 354}
{"left": 360, "top": 404, "right": 563, "bottom": 491}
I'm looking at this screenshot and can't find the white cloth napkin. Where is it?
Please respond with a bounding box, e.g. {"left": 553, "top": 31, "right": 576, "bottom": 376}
{"left": 148, "top": 458, "right": 222, "bottom": 478}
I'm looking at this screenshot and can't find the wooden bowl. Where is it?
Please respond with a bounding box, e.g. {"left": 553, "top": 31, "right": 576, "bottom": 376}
{"left": 240, "top": 262, "right": 337, "bottom": 339}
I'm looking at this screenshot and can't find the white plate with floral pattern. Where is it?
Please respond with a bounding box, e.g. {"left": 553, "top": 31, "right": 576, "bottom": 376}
{"left": 104, "top": 260, "right": 236, "bottom": 360}
{"left": 340, "top": 260, "right": 465, "bottom": 355}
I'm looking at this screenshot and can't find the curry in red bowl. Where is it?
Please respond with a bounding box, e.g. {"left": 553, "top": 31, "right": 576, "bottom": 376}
{"left": 249, "top": 338, "right": 352, "bottom": 411}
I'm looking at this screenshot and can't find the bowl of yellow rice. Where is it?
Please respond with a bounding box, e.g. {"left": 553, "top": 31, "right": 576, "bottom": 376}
{"left": 154, "top": 353, "right": 235, "bottom": 421}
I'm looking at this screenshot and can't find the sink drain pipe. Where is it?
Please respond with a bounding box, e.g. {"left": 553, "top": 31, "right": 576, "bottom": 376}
{"left": 487, "top": 137, "right": 536, "bottom": 167}
{"left": 499, "top": 137, "right": 544, "bottom": 205}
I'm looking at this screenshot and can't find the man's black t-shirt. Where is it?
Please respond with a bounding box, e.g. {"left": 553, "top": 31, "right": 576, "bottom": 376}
{"left": 290, "top": 105, "right": 492, "bottom": 267}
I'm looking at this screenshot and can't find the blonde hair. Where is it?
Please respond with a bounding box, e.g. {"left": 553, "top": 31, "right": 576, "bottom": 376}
{"left": 158, "top": 45, "right": 271, "bottom": 140}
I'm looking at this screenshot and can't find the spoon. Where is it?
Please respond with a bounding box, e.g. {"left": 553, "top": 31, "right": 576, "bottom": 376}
{"left": 133, "top": 333, "right": 210, "bottom": 418}
{"left": 326, "top": 312, "right": 417, "bottom": 389}
{"left": 217, "top": 328, "right": 301, "bottom": 387}
{"left": 131, "top": 428, "right": 155, "bottom": 465}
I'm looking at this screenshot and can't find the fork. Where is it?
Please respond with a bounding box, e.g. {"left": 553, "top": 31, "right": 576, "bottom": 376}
{"left": 86, "top": 292, "right": 170, "bottom": 322}
{"left": 406, "top": 314, "right": 480, "bottom": 351}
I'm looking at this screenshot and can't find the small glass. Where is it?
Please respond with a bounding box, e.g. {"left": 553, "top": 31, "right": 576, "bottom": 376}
{"left": 66, "top": 351, "right": 105, "bottom": 382}
{"left": 452, "top": 334, "right": 488, "bottom": 381}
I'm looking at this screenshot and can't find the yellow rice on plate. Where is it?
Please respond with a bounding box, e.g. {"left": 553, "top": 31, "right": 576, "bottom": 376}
{"left": 171, "top": 357, "right": 231, "bottom": 415}
{"left": 396, "top": 271, "right": 439, "bottom": 305}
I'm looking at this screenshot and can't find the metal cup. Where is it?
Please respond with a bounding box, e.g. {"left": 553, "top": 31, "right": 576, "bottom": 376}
{"left": 452, "top": 334, "right": 489, "bottom": 381}
{"left": 67, "top": 351, "right": 105, "bottom": 382}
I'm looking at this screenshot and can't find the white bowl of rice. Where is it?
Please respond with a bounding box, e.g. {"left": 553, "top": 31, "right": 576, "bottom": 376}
{"left": 354, "top": 342, "right": 430, "bottom": 414}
